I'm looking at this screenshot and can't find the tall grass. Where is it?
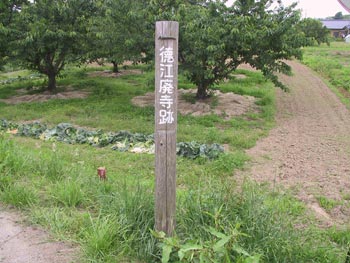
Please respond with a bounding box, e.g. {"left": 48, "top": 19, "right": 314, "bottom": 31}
{"left": 0, "top": 134, "right": 348, "bottom": 262}
{"left": 0, "top": 64, "right": 349, "bottom": 262}
{"left": 1, "top": 183, "right": 38, "bottom": 207}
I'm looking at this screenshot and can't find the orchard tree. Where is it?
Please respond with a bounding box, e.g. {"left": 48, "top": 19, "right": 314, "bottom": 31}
{"left": 0, "top": 0, "right": 28, "bottom": 69}
{"left": 89, "top": 0, "right": 201, "bottom": 73}
{"left": 90, "top": 0, "right": 151, "bottom": 73}
{"left": 178, "top": 2, "right": 238, "bottom": 98}
{"left": 334, "top": 11, "right": 343, "bottom": 19}
{"left": 148, "top": 0, "right": 240, "bottom": 98}
{"left": 233, "top": 0, "right": 309, "bottom": 90}
{"left": 14, "top": 0, "right": 97, "bottom": 91}
{"left": 175, "top": 0, "right": 310, "bottom": 98}
{"left": 88, "top": 0, "right": 311, "bottom": 99}
{"left": 297, "top": 18, "right": 330, "bottom": 45}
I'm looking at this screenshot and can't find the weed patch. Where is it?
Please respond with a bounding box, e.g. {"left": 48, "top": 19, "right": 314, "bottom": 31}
{"left": 0, "top": 64, "right": 347, "bottom": 262}
{"left": 316, "top": 196, "right": 342, "bottom": 212}
{"left": 1, "top": 183, "right": 38, "bottom": 207}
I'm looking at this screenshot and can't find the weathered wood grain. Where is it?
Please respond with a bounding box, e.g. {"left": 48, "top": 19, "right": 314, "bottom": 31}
{"left": 154, "top": 21, "right": 179, "bottom": 236}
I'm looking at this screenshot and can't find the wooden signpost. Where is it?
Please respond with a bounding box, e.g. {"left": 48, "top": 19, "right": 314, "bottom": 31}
{"left": 154, "top": 21, "right": 179, "bottom": 236}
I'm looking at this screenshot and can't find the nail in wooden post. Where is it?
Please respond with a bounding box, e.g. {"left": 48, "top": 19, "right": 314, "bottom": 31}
{"left": 154, "top": 21, "right": 179, "bottom": 236}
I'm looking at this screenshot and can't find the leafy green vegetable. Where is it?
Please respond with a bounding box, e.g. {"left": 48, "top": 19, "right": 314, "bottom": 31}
{"left": 176, "top": 141, "right": 223, "bottom": 160}
{"left": 0, "top": 119, "right": 224, "bottom": 159}
{"left": 17, "top": 122, "right": 47, "bottom": 138}
{"left": 0, "top": 73, "right": 42, "bottom": 85}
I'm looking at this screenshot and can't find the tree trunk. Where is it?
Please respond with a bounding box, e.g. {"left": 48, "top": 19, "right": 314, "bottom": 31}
{"left": 112, "top": 61, "right": 119, "bottom": 73}
{"left": 196, "top": 83, "right": 208, "bottom": 99}
{"left": 47, "top": 72, "right": 57, "bottom": 92}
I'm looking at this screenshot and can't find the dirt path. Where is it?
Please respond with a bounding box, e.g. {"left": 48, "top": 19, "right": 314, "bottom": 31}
{"left": 0, "top": 207, "right": 78, "bottom": 263}
{"left": 0, "top": 60, "right": 349, "bottom": 261}
{"left": 240, "top": 60, "right": 350, "bottom": 226}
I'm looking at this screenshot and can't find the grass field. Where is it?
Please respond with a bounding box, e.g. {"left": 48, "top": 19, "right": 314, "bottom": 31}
{"left": 302, "top": 42, "right": 350, "bottom": 107}
{"left": 0, "top": 63, "right": 348, "bottom": 262}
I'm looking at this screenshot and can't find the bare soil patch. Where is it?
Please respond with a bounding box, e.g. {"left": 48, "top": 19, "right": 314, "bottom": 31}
{"left": 238, "top": 60, "right": 350, "bottom": 226}
{"left": 339, "top": 87, "right": 350, "bottom": 99}
{"left": 132, "top": 89, "right": 259, "bottom": 119}
{"left": 231, "top": 74, "right": 247, "bottom": 80}
{"left": 0, "top": 206, "right": 79, "bottom": 263}
{"left": 332, "top": 50, "right": 350, "bottom": 57}
{"left": 0, "top": 88, "right": 90, "bottom": 105}
{"left": 237, "top": 63, "right": 257, "bottom": 71}
{"left": 87, "top": 69, "right": 143, "bottom": 78}
{"left": 85, "top": 61, "right": 134, "bottom": 68}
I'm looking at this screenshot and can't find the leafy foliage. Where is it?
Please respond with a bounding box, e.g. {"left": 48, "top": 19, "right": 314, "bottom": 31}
{"left": 0, "top": 0, "right": 28, "bottom": 69}
{"left": 297, "top": 18, "right": 330, "bottom": 45}
{"left": 3, "top": 0, "right": 313, "bottom": 98}
{"left": 233, "top": 0, "right": 308, "bottom": 90}
{"left": 13, "top": 0, "right": 97, "bottom": 91}
{"left": 89, "top": 0, "right": 151, "bottom": 72}
{"left": 178, "top": 2, "right": 236, "bottom": 99}
{"left": 0, "top": 120, "right": 224, "bottom": 159}
{"left": 334, "top": 12, "right": 344, "bottom": 20}
{"left": 177, "top": 141, "right": 223, "bottom": 160}
{"left": 150, "top": 0, "right": 311, "bottom": 97}
{"left": 152, "top": 227, "right": 261, "bottom": 263}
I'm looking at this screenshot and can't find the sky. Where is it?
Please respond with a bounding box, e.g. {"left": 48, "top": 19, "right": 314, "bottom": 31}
{"left": 226, "top": 0, "right": 350, "bottom": 19}
{"left": 280, "top": 0, "right": 349, "bottom": 18}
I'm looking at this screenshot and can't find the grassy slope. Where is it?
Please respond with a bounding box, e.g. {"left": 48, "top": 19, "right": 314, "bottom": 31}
{"left": 302, "top": 42, "right": 350, "bottom": 107}
{"left": 0, "top": 64, "right": 348, "bottom": 262}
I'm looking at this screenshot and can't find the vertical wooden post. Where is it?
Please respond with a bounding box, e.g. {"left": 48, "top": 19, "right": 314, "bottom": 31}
{"left": 155, "top": 21, "right": 179, "bottom": 236}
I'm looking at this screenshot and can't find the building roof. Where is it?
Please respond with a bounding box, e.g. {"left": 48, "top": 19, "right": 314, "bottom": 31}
{"left": 321, "top": 20, "right": 350, "bottom": 30}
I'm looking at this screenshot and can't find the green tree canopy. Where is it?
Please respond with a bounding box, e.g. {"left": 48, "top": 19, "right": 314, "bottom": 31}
{"left": 6, "top": 0, "right": 312, "bottom": 98}
{"left": 297, "top": 18, "right": 330, "bottom": 46}
{"left": 334, "top": 11, "right": 343, "bottom": 19}
{"left": 151, "top": 0, "right": 309, "bottom": 98}
{"left": 0, "top": 0, "right": 28, "bottom": 69}
{"left": 178, "top": 2, "right": 237, "bottom": 98}
{"left": 89, "top": 0, "right": 151, "bottom": 73}
{"left": 234, "top": 0, "right": 308, "bottom": 90}
{"left": 14, "top": 0, "right": 97, "bottom": 91}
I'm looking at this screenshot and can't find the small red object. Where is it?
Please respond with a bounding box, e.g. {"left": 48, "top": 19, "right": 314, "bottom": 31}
{"left": 97, "top": 167, "right": 107, "bottom": 180}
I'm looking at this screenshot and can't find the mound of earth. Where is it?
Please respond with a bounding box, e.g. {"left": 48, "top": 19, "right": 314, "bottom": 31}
{"left": 0, "top": 89, "right": 90, "bottom": 105}
{"left": 132, "top": 89, "right": 259, "bottom": 119}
